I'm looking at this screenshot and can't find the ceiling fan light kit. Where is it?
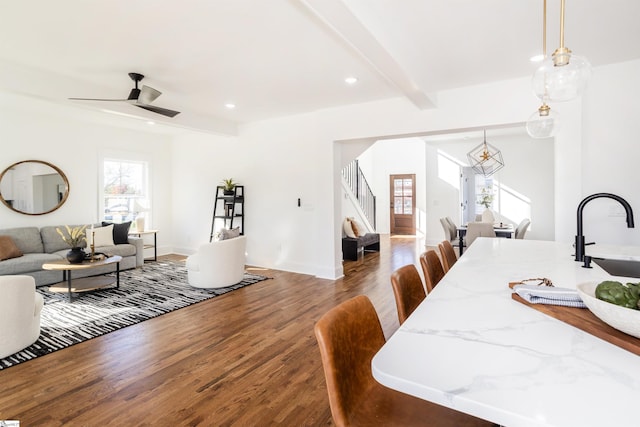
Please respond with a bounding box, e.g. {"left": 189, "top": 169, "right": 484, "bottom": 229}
{"left": 69, "top": 72, "right": 180, "bottom": 118}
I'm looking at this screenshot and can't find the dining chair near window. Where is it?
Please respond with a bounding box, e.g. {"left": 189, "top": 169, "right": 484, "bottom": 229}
{"left": 465, "top": 222, "right": 497, "bottom": 247}
{"left": 481, "top": 209, "right": 496, "bottom": 223}
{"left": 440, "top": 217, "right": 455, "bottom": 243}
{"left": 419, "top": 250, "right": 445, "bottom": 293}
{"left": 441, "top": 216, "right": 465, "bottom": 251}
{"left": 438, "top": 240, "right": 457, "bottom": 273}
{"left": 314, "top": 295, "right": 495, "bottom": 427}
{"left": 515, "top": 218, "right": 531, "bottom": 239}
{"left": 390, "top": 264, "right": 426, "bottom": 325}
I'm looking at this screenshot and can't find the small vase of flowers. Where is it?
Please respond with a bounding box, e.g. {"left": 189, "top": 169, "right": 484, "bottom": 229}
{"left": 56, "top": 225, "right": 88, "bottom": 264}
{"left": 478, "top": 186, "right": 494, "bottom": 209}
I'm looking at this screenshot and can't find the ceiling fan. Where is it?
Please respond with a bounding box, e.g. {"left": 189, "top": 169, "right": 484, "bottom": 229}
{"left": 69, "top": 72, "right": 181, "bottom": 118}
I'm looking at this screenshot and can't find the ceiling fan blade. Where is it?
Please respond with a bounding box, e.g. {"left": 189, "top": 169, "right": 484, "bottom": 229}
{"left": 135, "top": 104, "right": 181, "bottom": 118}
{"left": 138, "top": 85, "right": 161, "bottom": 104}
{"left": 70, "top": 72, "right": 179, "bottom": 118}
{"left": 69, "top": 97, "right": 129, "bottom": 102}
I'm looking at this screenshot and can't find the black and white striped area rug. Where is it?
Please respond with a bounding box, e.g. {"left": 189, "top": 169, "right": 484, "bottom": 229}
{"left": 0, "top": 260, "right": 269, "bottom": 370}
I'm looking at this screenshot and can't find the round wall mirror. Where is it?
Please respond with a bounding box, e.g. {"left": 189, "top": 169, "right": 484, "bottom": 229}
{"left": 0, "top": 160, "right": 70, "bottom": 215}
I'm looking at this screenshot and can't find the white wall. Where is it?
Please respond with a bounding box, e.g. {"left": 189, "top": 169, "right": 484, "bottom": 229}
{"left": 0, "top": 97, "right": 175, "bottom": 257}
{"left": 580, "top": 60, "right": 640, "bottom": 246}
{"left": 170, "top": 112, "right": 339, "bottom": 278}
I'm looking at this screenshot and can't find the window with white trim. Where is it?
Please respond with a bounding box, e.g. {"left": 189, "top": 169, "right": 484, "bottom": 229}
{"left": 100, "top": 156, "right": 150, "bottom": 228}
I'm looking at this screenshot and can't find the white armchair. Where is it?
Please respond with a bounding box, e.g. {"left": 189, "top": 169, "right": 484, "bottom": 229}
{"left": 186, "top": 236, "right": 247, "bottom": 288}
{"left": 0, "top": 275, "right": 44, "bottom": 359}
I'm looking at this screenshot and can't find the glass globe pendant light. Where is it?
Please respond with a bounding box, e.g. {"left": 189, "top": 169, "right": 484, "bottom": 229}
{"left": 526, "top": 99, "right": 560, "bottom": 138}
{"left": 531, "top": 0, "right": 591, "bottom": 102}
{"left": 527, "top": 0, "right": 560, "bottom": 138}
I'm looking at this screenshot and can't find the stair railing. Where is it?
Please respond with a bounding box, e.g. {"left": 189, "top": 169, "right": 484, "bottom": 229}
{"left": 342, "top": 160, "right": 376, "bottom": 229}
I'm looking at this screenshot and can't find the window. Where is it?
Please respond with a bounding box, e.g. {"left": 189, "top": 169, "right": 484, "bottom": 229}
{"left": 393, "top": 178, "right": 413, "bottom": 215}
{"left": 475, "top": 175, "right": 496, "bottom": 216}
{"left": 101, "top": 157, "right": 150, "bottom": 226}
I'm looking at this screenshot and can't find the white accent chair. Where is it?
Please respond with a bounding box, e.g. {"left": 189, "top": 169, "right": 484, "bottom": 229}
{"left": 0, "top": 275, "right": 44, "bottom": 359}
{"left": 186, "top": 236, "right": 247, "bottom": 288}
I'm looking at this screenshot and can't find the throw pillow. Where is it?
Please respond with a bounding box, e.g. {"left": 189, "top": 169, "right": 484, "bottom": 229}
{"left": 353, "top": 220, "right": 367, "bottom": 237}
{"left": 102, "top": 221, "right": 131, "bottom": 244}
{"left": 0, "top": 235, "right": 23, "bottom": 261}
{"left": 221, "top": 227, "right": 241, "bottom": 240}
{"left": 343, "top": 218, "right": 357, "bottom": 238}
{"left": 350, "top": 219, "right": 360, "bottom": 237}
{"left": 92, "top": 224, "right": 114, "bottom": 247}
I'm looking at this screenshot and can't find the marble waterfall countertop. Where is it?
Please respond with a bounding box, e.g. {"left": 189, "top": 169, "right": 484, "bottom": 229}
{"left": 372, "top": 238, "right": 640, "bottom": 427}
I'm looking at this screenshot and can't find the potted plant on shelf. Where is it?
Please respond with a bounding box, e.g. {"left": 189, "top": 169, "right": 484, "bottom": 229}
{"left": 221, "top": 178, "right": 237, "bottom": 195}
{"left": 56, "top": 224, "right": 88, "bottom": 264}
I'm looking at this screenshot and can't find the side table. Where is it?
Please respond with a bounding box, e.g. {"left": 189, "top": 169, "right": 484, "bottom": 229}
{"left": 128, "top": 229, "right": 158, "bottom": 261}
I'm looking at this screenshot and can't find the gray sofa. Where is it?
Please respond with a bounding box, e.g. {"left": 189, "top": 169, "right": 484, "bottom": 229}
{"left": 0, "top": 225, "right": 144, "bottom": 286}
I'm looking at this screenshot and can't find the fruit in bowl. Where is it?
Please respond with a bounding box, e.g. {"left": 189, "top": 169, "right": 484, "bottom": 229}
{"left": 576, "top": 281, "right": 640, "bottom": 339}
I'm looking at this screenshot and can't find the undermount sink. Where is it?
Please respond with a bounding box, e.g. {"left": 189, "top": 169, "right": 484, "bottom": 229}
{"left": 593, "top": 258, "right": 640, "bottom": 280}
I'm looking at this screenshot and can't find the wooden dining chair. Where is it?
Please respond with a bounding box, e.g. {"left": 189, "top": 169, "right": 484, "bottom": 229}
{"left": 314, "top": 295, "right": 495, "bottom": 427}
{"left": 438, "top": 240, "right": 457, "bottom": 273}
{"left": 390, "top": 264, "right": 426, "bottom": 324}
{"left": 465, "top": 222, "right": 496, "bottom": 247}
{"left": 419, "top": 250, "right": 445, "bottom": 293}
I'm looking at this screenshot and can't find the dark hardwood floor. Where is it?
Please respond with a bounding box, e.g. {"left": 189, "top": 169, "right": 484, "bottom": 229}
{"left": 0, "top": 235, "right": 428, "bottom": 426}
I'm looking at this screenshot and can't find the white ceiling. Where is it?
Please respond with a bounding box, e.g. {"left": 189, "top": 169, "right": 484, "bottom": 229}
{"left": 1, "top": 0, "right": 639, "bottom": 135}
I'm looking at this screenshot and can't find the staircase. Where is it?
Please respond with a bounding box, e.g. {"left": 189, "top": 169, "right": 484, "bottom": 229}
{"left": 342, "top": 160, "right": 376, "bottom": 230}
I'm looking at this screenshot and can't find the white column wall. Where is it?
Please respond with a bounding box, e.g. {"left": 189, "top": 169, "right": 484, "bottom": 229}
{"left": 580, "top": 60, "right": 640, "bottom": 246}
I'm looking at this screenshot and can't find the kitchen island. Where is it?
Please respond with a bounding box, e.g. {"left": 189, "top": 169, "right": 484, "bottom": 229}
{"left": 373, "top": 238, "right": 640, "bottom": 427}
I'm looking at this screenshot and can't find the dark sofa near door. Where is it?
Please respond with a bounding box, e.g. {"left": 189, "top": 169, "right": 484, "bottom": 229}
{"left": 342, "top": 233, "right": 380, "bottom": 261}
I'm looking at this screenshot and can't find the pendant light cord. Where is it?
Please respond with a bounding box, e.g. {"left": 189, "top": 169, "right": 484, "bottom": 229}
{"left": 543, "top": 0, "right": 547, "bottom": 58}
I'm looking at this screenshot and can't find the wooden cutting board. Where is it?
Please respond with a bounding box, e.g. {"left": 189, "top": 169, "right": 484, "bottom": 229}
{"left": 509, "top": 282, "right": 640, "bottom": 357}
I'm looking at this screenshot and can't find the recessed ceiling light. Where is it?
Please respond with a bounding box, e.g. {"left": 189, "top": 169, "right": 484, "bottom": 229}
{"left": 344, "top": 76, "right": 358, "bottom": 85}
{"left": 225, "top": 103, "right": 236, "bottom": 109}
{"left": 146, "top": 121, "right": 155, "bottom": 125}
